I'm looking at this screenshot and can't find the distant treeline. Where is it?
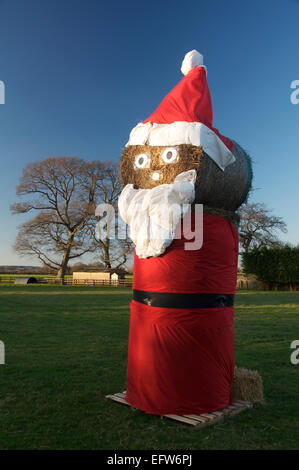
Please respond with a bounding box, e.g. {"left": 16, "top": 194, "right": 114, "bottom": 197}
{"left": 243, "top": 245, "right": 299, "bottom": 291}
{"left": 0, "top": 266, "right": 53, "bottom": 275}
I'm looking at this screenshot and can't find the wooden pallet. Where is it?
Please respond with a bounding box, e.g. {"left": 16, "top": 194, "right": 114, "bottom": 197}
{"left": 105, "top": 391, "right": 252, "bottom": 429}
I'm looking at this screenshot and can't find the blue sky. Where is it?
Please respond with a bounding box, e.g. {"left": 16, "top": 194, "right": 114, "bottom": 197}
{"left": 0, "top": 0, "right": 298, "bottom": 265}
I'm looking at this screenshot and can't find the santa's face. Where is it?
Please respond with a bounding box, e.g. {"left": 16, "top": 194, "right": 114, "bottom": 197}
{"left": 120, "top": 144, "right": 202, "bottom": 189}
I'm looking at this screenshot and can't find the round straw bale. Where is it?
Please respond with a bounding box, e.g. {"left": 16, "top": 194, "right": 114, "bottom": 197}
{"left": 202, "top": 206, "right": 240, "bottom": 230}
{"left": 231, "top": 366, "right": 264, "bottom": 403}
{"left": 120, "top": 141, "right": 252, "bottom": 211}
{"left": 120, "top": 144, "right": 203, "bottom": 190}
{"left": 195, "top": 141, "right": 253, "bottom": 211}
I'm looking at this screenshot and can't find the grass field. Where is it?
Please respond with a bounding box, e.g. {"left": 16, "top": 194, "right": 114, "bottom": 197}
{"left": 0, "top": 285, "right": 298, "bottom": 450}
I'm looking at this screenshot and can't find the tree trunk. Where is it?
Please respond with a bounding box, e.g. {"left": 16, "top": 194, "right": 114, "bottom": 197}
{"left": 102, "top": 239, "right": 111, "bottom": 270}
{"left": 56, "top": 234, "right": 74, "bottom": 281}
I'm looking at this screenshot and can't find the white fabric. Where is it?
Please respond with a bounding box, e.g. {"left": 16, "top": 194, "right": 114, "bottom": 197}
{"left": 118, "top": 170, "right": 196, "bottom": 259}
{"left": 126, "top": 121, "right": 235, "bottom": 171}
{"left": 181, "top": 49, "right": 204, "bottom": 75}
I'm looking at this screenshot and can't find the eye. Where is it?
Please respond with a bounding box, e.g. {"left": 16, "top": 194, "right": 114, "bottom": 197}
{"left": 134, "top": 153, "right": 150, "bottom": 169}
{"left": 161, "top": 147, "right": 178, "bottom": 164}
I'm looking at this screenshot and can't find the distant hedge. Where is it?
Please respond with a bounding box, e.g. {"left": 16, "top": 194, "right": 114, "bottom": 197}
{"left": 242, "top": 245, "right": 299, "bottom": 290}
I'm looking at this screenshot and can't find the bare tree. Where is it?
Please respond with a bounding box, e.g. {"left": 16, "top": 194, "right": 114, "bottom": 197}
{"left": 87, "top": 162, "right": 134, "bottom": 269}
{"left": 11, "top": 156, "right": 108, "bottom": 279}
{"left": 13, "top": 211, "right": 95, "bottom": 277}
{"left": 238, "top": 202, "right": 287, "bottom": 252}
{"left": 11, "top": 157, "right": 134, "bottom": 277}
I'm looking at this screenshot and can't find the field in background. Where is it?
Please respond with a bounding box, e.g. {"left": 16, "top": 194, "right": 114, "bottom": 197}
{"left": 0, "top": 286, "right": 298, "bottom": 450}
{"left": 0, "top": 274, "right": 133, "bottom": 287}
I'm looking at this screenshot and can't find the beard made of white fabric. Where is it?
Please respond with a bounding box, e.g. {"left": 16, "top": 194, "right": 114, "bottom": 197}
{"left": 118, "top": 170, "right": 196, "bottom": 259}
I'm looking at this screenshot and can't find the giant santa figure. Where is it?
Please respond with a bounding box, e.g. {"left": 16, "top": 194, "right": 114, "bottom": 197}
{"left": 118, "top": 50, "right": 253, "bottom": 415}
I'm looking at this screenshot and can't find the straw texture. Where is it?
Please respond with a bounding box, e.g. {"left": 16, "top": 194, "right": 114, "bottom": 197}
{"left": 231, "top": 367, "right": 264, "bottom": 403}
{"left": 120, "top": 142, "right": 252, "bottom": 211}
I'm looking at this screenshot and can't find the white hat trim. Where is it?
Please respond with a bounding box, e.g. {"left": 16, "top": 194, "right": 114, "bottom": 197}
{"left": 126, "top": 121, "right": 235, "bottom": 171}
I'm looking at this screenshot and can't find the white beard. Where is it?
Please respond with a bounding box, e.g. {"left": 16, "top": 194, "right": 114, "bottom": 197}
{"left": 118, "top": 170, "right": 196, "bottom": 259}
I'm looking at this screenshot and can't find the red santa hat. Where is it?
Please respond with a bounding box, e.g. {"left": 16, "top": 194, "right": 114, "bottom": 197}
{"left": 126, "top": 50, "right": 235, "bottom": 171}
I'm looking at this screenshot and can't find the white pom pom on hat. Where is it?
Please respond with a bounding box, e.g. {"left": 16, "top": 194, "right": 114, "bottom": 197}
{"left": 181, "top": 49, "right": 204, "bottom": 76}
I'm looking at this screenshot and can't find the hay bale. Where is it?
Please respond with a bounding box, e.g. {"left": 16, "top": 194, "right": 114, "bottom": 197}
{"left": 120, "top": 144, "right": 203, "bottom": 189}
{"left": 120, "top": 141, "right": 252, "bottom": 211}
{"left": 231, "top": 366, "right": 264, "bottom": 403}
{"left": 195, "top": 141, "right": 253, "bottom": 211}
{"left": 202, "top": 205, "right": 240, "bottom": 230}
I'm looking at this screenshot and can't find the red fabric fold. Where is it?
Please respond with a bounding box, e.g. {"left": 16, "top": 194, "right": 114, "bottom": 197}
{"left": 126, "top": 213, "right": 238, "bottom": 415}
{"left": 143, "top": 67, "right": 234, "bottom": 152}
{"left": 144, "top": 68, "right": 213, "bottom": 128}
{"left": 126, "top": 301, "right": 234, "bottom": 415}
{"left": 133, "top": 214, "right": 239, "bottom": 294}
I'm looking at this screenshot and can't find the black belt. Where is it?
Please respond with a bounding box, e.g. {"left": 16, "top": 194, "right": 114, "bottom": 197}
{"left": 133, "top": 290, "right": 234, "bottom": 309}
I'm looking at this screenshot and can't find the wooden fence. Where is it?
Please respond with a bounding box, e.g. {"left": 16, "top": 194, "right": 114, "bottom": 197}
{"left": 2, "top": 275, "right": 297, "bottom": 290}
{"left": 0, "top": 276, "right": 133, "bottom": 287}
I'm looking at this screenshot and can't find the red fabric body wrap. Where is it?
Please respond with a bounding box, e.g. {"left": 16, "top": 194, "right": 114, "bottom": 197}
{"left": 126, "top": 213, "right": 239, "bottom": 415}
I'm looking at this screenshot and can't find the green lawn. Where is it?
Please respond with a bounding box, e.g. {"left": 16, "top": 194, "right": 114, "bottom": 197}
{"left": 0, "top": 286, "right": 298, "bottom": 450}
